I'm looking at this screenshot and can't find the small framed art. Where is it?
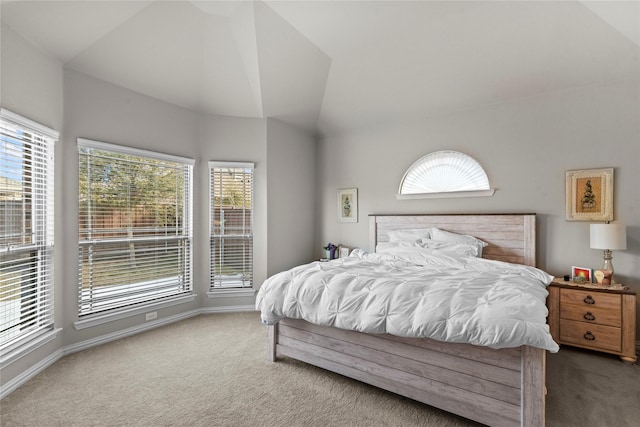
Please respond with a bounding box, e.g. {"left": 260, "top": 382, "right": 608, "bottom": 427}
{"left": 571, "top": 266, "right": 593, "bottom": 283}
{"left": 339, "top": 246, "right": 350, "bottom": 258}
{"left": 565, "top": 168, "right": 613, "bottom": 221}
{"left": 337, "top": 188, "right": 358, "bottom": 223}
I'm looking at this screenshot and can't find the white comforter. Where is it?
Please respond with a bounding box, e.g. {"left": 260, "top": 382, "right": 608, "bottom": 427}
{"left": 256, "top": 246, "right": 559, "bottom": 352}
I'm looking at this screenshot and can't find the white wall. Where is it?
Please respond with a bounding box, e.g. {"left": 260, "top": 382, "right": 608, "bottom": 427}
{"left": 266, "top": 118, "right": 317, "bottom": 276}
{"left": 317, "top": 79, "right": 640, "bottom": 337}
{"left": 0, "top": 25, "right": 63, "bottom": 130}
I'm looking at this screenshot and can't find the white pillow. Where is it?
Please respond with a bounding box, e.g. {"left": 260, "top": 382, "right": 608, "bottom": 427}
{"left": 387, "top": 228, "right": 434, "bottom": 243}
{"left": 416, "top": 239, "right": 480, "bottom": 257}
{"left": 429, "top": 228, "right": 488, "bottom": 257}
{"left": 436, "top": 242, "right": 480, "bottom": 258}
{"left": 377, "top": 240, "right": 479, "bottom": 260}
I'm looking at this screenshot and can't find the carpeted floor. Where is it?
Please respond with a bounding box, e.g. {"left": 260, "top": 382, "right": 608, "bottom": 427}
{"left": 1, "top": 312, "right": 638, "bottom": 426}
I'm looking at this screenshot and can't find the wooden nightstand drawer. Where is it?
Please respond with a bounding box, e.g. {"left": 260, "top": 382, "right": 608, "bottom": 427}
{"left": 560, "top": 304, "right": 621, "bottom": 327}
{"left": 560, "top": 288, "right": 620, "bottom": 310}
{"left": 559, "top": 320, "right": 621, "bottom": 353}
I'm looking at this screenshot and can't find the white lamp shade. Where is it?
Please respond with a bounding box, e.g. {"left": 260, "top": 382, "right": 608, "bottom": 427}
{"left": 590, "top": 224, "right": 627, "bottom": 250}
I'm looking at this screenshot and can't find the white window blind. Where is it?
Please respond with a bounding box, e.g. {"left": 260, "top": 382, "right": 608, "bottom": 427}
{"left": 78, "top": 139, "right": 193, "bottom": 317}
{"left": 209, "top": 162, "right": 254, "bottom": 289}
{"left": 1, "top": 109, "right": 57, "bottom": 352}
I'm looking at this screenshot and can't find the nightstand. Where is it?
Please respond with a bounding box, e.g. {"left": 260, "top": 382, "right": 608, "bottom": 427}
{"left": 547, "top": 279, "right": 637, "bottom": 363}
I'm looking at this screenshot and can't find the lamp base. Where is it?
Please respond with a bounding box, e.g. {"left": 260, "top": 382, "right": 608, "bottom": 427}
{"left": 601, "top": 250, "right": 617, "bottom": 285}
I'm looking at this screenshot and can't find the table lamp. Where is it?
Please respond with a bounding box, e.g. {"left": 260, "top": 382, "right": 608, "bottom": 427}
{"left": 590, "top": 223, "right": 627, "bottom": 285}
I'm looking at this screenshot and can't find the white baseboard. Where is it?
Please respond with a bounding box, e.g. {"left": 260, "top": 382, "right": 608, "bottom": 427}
{"left": 63, "top": 309, "right": 202, "bottom": 356}
{"left": 0, "top": 307, "right": 256, "bottom": 399}
{"left": 0, "top": 349, "right": 64, "bottom": 399}
{"left": 201, "top": 305, "right": 256, "bottom": 313}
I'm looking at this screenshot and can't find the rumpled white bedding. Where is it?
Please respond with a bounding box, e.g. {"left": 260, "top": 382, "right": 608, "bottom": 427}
{"left": 256, "top": 246, "right": 560, "bottom": 352}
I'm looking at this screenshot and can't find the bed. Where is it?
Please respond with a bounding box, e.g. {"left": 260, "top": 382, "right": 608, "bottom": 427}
{"left": 257, "top": 214, "right": 556, "bottom": 427}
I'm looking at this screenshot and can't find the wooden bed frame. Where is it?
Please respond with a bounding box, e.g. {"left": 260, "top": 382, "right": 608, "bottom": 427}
{"left": 266, "top": 214, "right": 546, "bottom": 427}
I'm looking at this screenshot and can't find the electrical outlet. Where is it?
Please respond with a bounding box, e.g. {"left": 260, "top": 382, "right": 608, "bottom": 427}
{"left": 145, "top": 311, "right": 157, "bottom": 321}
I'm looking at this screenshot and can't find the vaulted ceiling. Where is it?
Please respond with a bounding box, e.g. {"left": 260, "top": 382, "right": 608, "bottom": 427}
{"left": 2, "top": 1, "right": 639, "bottom": 136}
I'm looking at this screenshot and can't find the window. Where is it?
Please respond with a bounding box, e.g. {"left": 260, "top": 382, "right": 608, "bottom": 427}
{"left": 209, "top": 162, "right": 254, "bottom": 289}
{"left": 397, "top": 150, "right": 495, "bottom": 199}
{"left": 78, "top": 139, "right": 193, "bottom": 317}
{"left": 1, "top": 109, "right": 57, "bottom": 352}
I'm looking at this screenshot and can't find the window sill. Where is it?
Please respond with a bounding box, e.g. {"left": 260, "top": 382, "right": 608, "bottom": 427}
{"left": 396, "top": 189, "right": 495, "bottom": 199}
{"left": 74, "top": 294, "right": 197, "bottom": 330}
{"left": 207, "top": 288, "right": 256, "bottom": 299}
{"left": 0, "top": 328, "right": 62, "bottom": 368}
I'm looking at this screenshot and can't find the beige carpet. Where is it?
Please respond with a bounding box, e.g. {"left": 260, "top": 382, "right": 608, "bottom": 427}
{"left": 1, "top": 312, "right": 638, "bottom": 426}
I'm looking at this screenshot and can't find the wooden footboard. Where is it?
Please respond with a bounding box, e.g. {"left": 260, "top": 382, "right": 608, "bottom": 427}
{"left": 267, "top": 319, "right": 545, "bottom": 427}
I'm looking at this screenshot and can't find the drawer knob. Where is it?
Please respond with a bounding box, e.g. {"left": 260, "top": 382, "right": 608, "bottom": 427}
{"left": 584, "top": 331, "right": 596, "bottom": 341}
{"left": 583, "top": 312, "right": 596, "bottom": 321}
{"left": 583, "top": 295, "right": 595, "bottom": 305}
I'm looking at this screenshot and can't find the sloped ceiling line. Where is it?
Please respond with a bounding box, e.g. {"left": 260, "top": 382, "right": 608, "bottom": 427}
{"left": 253, "top": 1, "right": 331, "bottom": 132}
{"left": 228, "top": 1, "right": 264, "bottom": 117}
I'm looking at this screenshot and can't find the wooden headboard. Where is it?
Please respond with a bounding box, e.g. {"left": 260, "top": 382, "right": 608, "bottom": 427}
{"left": 369, "top": 213, "right": 536, "bottom": 267}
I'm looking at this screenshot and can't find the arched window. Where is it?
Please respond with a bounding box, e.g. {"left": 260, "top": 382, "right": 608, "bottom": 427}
{"left": 397, "top": 151, "right": 495, "bottom": 199}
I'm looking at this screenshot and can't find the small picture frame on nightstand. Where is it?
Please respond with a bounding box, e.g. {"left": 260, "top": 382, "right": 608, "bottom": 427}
{"left": 571, "top": 266, "right": 593, "bottom": 283}
{"left": 339, "top": 246, "right": 350, "bottom": 258}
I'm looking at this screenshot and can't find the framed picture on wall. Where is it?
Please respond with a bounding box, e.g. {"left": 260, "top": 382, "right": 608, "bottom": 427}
{"left": 337, "top": 188, "right": 358, "bottom": 223}
{"left": 565, "top": 168, "right": 613, "bottom": 221}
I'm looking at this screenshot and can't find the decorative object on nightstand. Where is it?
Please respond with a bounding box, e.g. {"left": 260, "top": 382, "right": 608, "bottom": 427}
{"left": 593, "top": 269, "right": 612, "bottom": 286}
{"left": 547, "top": 279, "right": 636, "bottom": 363}
{"left": 323, "top": 243, "right": 338, "bottom": 260}
{"left": 590, "top": 223, "right": 626, "bottom": 285}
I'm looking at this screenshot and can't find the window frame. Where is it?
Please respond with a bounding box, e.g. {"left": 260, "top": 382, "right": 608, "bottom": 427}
{"left": 0, "top": 108, "right": 58, "bottom": 358}
{"left": 76, "top": 138, "right": 194, "bottom": 325}
{"left": 208, "top": 161, "right": 255, "bottom": 293}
